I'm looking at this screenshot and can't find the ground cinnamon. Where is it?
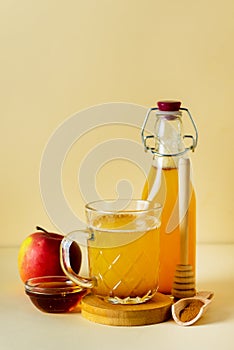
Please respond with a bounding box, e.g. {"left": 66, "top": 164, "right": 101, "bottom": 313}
{"left": 179, "top": 300, "right": 204, "bottom": 322}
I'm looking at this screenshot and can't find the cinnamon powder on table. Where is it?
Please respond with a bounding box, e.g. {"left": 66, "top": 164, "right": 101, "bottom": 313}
{"left": 179, "top": 300, "right": 204, "bottom": 322}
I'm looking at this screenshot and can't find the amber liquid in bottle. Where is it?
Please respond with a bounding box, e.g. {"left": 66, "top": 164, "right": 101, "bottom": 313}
{"left": 142, "top": 162, "right": 196, "bottom": 294}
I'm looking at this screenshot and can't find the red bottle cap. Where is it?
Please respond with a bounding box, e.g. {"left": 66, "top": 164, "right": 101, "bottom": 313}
{"left": 157, "top": 101, "right": 181, "bottom": 111}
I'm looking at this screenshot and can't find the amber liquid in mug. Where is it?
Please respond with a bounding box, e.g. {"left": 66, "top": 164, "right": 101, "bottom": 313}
{"left": 88, "top": 213, "right": 160, "bottom": 300}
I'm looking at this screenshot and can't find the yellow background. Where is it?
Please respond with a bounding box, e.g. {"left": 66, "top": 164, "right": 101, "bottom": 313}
{"left": 1, "top": 0, "right": 234, "bottom": 246}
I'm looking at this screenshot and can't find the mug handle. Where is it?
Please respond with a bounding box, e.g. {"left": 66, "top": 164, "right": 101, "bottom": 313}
{"left": 60, "top": 230, "right": 96, "bottom": 289}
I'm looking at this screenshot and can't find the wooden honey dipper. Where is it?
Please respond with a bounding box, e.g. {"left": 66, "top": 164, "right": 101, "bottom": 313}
{"left": 171, "top": 158, "right": 196, "bottom": 299}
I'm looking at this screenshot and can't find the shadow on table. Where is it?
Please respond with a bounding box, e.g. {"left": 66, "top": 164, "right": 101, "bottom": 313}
{"left": 196, "top": 278, "right": 234, "bottom": 325}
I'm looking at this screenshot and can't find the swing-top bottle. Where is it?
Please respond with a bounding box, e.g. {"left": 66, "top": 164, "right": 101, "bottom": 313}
{"left": 141, "top": 100, "right": 198, "bottom": 294}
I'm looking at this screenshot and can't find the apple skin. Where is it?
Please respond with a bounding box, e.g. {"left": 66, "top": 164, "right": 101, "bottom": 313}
{"left": 18, "top": 227, "right": 82, "bottom": 283}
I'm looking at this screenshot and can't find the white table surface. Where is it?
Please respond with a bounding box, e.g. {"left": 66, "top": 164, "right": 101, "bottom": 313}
{"left": 0, "top": 244, "right": 233, "bottom": 350}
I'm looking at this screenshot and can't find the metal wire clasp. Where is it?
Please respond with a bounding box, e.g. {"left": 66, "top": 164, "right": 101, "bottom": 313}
{"left": 141, "top": 107, "right": 198, "bottom": 157}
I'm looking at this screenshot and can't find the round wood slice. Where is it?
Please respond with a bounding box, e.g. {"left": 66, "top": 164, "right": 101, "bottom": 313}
{"left": 81, "top": 293, "right": 173, "bottom": 326}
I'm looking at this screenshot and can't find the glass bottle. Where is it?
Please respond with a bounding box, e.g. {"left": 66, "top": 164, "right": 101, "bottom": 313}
{"left": 141, "top": 100, "right": 198, "bottom": 294}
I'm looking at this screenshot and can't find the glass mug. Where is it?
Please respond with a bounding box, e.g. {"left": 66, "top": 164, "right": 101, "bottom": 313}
{"left": 60, "top": 199, "right": 162, "bottom": 305}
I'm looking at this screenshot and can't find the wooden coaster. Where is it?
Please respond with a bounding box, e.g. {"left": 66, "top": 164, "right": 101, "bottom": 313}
{"left": 81, "top": 293, "right": 173, "bottom": 326}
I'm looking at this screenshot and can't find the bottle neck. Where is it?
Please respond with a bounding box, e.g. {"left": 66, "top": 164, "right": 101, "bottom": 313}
{"left": 153, "top": 112, "right": 185, "bottom": 169}
{"left": 154, "top": 113, "right": 185, "bottom": 156}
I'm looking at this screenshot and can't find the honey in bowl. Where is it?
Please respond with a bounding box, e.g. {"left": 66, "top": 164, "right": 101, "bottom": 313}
{"left": 25, "top": 276, "right": 87, "bottom": 313}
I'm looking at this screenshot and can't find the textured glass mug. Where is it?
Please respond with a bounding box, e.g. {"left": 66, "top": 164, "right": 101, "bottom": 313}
{"left": 60, "top": 199, "right": 162, "bottom": 304}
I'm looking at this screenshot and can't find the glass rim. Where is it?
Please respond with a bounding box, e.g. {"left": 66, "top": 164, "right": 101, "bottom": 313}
{"left": 85, "top": 199, "right": 162, "bottom": 215}
{"left": 25, "top": 276, "right": 83, "bottom": 295}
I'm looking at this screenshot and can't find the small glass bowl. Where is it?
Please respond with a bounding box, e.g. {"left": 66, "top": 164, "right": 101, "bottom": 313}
{"left": 25, "top": 276, "right": 87, "bottom": 313}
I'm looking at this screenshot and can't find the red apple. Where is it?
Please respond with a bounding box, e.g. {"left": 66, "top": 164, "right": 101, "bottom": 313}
{"left": 18, "top": 226, "right": 82, "bottom": 283}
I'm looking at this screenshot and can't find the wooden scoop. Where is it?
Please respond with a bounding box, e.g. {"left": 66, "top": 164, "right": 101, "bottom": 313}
{"left": 171, "top": 158, "right": 196, "bottom": 299}
{"left": 172, "top": 291, "right": 214, "bottom": 326}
